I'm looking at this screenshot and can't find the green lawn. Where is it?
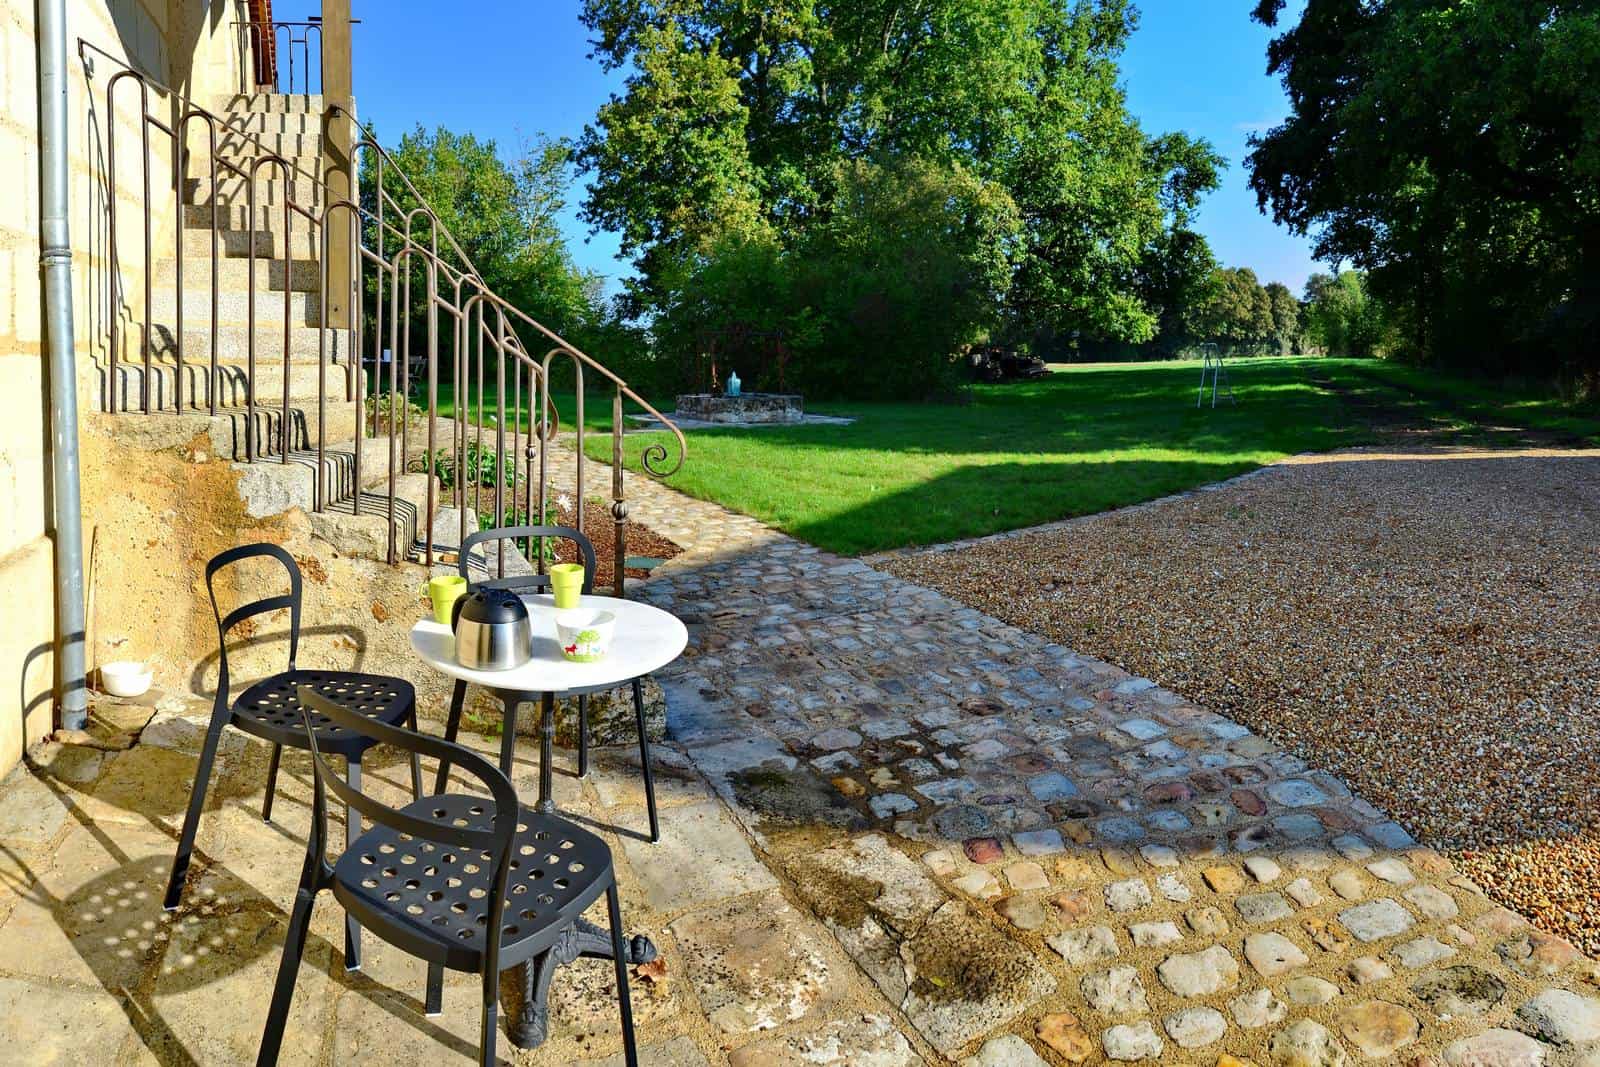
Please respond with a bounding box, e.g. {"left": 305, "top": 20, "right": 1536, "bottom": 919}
{"left": 593, "top": 357, "right": 1328, "bottom": 554}
{"left": 433, "top": 381, "right": 620, "bottom": 435}
{"left": 432, "top": 356, "right": 1598, "bottom": 556}
{"left": 594, "top": 356, "right": 1600, "bottom": 554}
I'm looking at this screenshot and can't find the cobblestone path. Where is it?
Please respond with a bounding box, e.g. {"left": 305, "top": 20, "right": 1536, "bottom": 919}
{"left": 621, "top": 453, "right": 1600, "bottom": 1065}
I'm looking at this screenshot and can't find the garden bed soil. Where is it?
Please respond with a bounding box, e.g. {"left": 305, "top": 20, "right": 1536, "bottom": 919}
{"left": 550, "top": 499, "right": 681, "bottom": 589}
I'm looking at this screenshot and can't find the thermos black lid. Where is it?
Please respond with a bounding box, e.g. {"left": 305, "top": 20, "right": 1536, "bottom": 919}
{"left": 452, "top": 587, "right": 528, "bottom": 628}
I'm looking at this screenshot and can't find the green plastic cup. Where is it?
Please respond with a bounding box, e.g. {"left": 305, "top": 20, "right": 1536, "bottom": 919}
{"left": 420, "top": 575, "right": 467, "bottom": 625}
{"left": 548, "top": 563, "right": 586, "bottom": 609}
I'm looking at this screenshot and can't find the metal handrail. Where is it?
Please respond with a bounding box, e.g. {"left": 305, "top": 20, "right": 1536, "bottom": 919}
{"left": 232, "top": 20, "right": 324, "bottom": 95}
{"left": 82, "top": 43, "right": 685, "bottom": 589}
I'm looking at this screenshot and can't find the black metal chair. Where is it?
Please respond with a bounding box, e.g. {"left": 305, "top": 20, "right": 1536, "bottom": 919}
{"left": 256, "top": 687, "right": 637, "bottom": 1067}
{"left": 436, "top": 525, "right": 659, "bottom": 841}
{"left": 164, "top": 543, "right": 423, "bottom": 973}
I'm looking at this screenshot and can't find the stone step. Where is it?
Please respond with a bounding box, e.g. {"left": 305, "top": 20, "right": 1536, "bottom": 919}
{"left": 179, "top": 206, "right": 351, "bottom": 253}
{"left": 109, "top": 320, "right": 352, "bottom": 364}
{"left": 182, "top": 202, "right": 331, "bottom": 236}
{"left": 424, "top": 504, "right": 480, "bottom": 567}
{"left": 212, "top": 129, "right": 321, "bottom": 161}
{"left": 156, "top": 254, "right": 323, "bottom": 293}
{"left": 181, "top": 224, "right": 319, "bottom": 262}
{"left": 92, "top": 351, "right": 360, "bottom": 413}
{"left": 92, "top": 399, "right": 363, "bottom": 461}
{"left": 216, "top": 92, "right": 325, "bottom": 116}
{"left": 185, "top": 175, "right": 325, "bottom": 209}
{"left": 149, "top": 286, "right": 321, "bottom": 328}
{"left": 220, "top": 111, "right": 323, "bottom": 136}
{"left": 233, "top": 430, "right": 406, "bottom": 519}
{"left": 309, "top": 471, "right": 436, "bottom": 562}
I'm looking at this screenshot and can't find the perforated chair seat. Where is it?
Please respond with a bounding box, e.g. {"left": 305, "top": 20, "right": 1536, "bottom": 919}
{"left": 232, "top": 670, "right": 416, "bottom": 756}
{"left": 332, "top": 794, "right": 614, "bottom": 973}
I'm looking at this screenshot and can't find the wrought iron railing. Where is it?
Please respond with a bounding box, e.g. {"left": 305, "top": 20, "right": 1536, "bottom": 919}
{"left": 81, "top": 40, "right": 685, "bottom": 590}
{"left": 233, "top": 19, "right": 323, "bottom": 95}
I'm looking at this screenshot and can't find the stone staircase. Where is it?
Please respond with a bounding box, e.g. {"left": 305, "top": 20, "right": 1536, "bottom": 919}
{"left": 92, "top": 92, "right": 433, "bottom": 563}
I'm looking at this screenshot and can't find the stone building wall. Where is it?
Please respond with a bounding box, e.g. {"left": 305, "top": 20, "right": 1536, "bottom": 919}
{"left": 0, "top": 0, "right": 248, "bottom": 774}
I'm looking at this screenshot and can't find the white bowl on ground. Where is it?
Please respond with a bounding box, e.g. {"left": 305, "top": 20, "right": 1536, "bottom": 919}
{"left": 554, "top": 609, "right": 616, "bottom": 663}
{"left": 100, "top": 660, "right": 153, "bottom": 698}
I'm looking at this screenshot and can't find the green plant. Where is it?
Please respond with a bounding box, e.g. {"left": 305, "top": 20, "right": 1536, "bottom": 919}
{"left": 365, "top": 392, "right": 423, "bottom": 437}
{"left": 411, "top": 440, "right": 519, "bottom": 494}
{"left": 473, "top": 489, "right": 567, "bottom": 563}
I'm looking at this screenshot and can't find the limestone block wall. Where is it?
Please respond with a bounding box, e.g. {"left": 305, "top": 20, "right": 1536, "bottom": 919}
{"left": 0, "top": 0, "right": 249, "bottom": 775}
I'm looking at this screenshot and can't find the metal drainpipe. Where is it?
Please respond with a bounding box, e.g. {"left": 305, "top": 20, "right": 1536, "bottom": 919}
{"left": 38, "top": 0, "right": 89, "bottom": 732}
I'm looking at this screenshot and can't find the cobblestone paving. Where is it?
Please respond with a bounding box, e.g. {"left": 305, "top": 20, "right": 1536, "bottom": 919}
{"left": 618, "top": 455, "right": 1600, "bottom": 1065}
{"left": 0, "top": 444, "right": 1596, "bottom": 1065}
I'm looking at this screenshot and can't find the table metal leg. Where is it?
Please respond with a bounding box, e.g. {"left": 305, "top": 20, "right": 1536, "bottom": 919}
{"left": 506, "top": 920, "right": 657, "bottom": 1049}
{"left": 537, "top": 690, "right": 555, "bottom": 812}
{"left": 493, "top": 689, "right": 521, "bottom": 777}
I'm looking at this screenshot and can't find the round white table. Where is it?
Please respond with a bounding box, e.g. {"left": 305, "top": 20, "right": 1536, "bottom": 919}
{"left": 409, "top": 592, "right": 687, "bottom": 1050}
{"left": 409, "top": 592, "right": 688, "bottom": 811}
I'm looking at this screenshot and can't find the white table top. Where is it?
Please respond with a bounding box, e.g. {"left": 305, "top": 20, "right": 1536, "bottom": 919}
{"left": 409, "top": 593, "right": 688, "bottom": 695}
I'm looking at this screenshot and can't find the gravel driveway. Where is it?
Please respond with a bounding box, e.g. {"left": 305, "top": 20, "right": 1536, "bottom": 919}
{"left": 881, "top": 446, "right": 1600, "bottom": 956}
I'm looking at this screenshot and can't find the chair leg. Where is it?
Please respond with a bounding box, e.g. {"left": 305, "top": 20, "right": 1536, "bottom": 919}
{"left": 433, "top": 680, "right": 467, "bottom": 794}
{"left": 576, "top": 694, "right": 589, "bottom": 778}
{"left": 343, "top": 753, "right": 363, "bottom": 973}
{"left": 254, "top": 884, "right": 316, "bottom": 1067}
{"left": 478, "top": 966, "right": 499, "bottom": 1067}
{"left": 164, "top": 710, "right": 229, "bottom": 911}
{"left": 605, "top": 881, "right": 639, "bottom": 1067}
{"left": 406, "top": 709, "right": 424, "bottom": 801}
{"left": 424, "top": 962, "right": 444, "bottom": 1017}
{"left": 261, "top": 743, "right": 282, "bottom": 823}
{"left": 632, "top": 679, "right": 658, "bottom": 843}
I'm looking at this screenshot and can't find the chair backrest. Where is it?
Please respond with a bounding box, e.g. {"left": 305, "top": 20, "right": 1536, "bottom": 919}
{"left": 458, "top": 525, "right": 596, "bottom": 595}
{"left": 296, "top": 687, "right": 520, "bottom": 972}
{"left": 206, "top": 543, "right": 303, "bottom": 689}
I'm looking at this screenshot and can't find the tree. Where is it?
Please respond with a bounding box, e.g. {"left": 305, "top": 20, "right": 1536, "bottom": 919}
{"left": 653, "top": 156, "right": 1021, "bottom": 398}
{"left": 1265, "top": 281, "right": 1301, "bottom": 353}
{"left": 1301, "top": 271, "right": 1390, "bottom": 357}
{"left": 1187, "top": 267, "right": 1275, "bottom": 351}
{"left": 577, "top": 0, "right": 1223, "bottom": 392}
{"left": 362, "top": 126, "right": 617, "bottom": 370}
{"left": 1247, "top": 0, "right": 1600, "bottom": 385}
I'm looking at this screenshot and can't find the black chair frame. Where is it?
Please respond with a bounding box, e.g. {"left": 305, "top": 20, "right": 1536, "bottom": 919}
{"left": 164, "top": 542, "right": 423, "bottom": 973}
{"left": 255, "top": 687, "right": 636, "bottom": 1067}
{"left": 436, "top": 525, "right": 658, "bottom": 841}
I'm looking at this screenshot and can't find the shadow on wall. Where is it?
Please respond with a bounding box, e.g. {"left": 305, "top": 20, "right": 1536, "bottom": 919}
{"left": 186, "top": 622, "right": 371, "bottom": 700}
{"left": 79, "top": 0, "right": 240, "bottom": 367}
{"left": 17, "top": 640, "right": 67, "bottom": 754}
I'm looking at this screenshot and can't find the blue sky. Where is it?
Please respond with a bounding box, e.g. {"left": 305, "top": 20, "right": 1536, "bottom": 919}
{"left": 352, "top": 0, "right": 1318, "bottom": 296}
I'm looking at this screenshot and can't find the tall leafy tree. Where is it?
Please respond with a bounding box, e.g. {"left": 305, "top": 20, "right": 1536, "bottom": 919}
{"left": 577, "top": 0, "right": 1223, "bottom": 391}
{"left": 1264, "top": 281, "right": 1301, "bottom": 353}
{"left": 1301, "top": 271, "right": 1390, "bottom": 357}
{"left": 1187, "top": 266, "right": 1275, "bottom": 351}
{"left": 1248, "top": 0, "right": 1600, "bottom": 384}
{"left": 362, "top": 127, "right": 619, "bottom": 369}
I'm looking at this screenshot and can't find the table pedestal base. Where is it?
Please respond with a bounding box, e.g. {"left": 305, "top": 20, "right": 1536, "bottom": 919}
{"left": 507, "top": 920, "right": 658, "bottom": 1049}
